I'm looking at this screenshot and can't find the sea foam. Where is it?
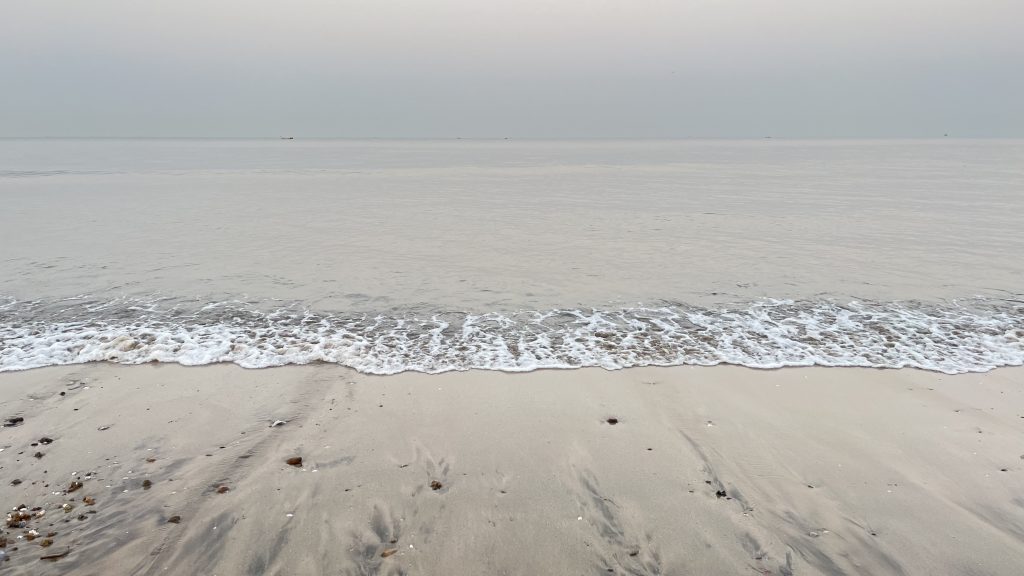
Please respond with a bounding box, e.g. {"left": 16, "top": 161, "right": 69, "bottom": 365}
{"left": 0, "top": 296, "right": 1021, "bottom": 374}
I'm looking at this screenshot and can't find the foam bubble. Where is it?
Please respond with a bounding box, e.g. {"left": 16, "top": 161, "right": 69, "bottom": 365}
{"left": 0, "top": 296, "right": 1021, "bottom": 374}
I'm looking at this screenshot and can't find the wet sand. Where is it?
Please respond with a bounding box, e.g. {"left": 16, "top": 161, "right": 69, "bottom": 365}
{"left": 2, "top": 364, "right": 1023, "bottom": 575}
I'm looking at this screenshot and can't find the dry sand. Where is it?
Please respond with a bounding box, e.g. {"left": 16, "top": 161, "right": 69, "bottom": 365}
{"left": 1, "top": 364, "right": 1023, "bottom": 575}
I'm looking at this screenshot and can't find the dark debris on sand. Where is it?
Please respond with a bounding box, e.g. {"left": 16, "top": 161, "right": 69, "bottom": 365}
{"left": 5, "top": 503, "right": 76, "bottom": 564}
{"left": 40, "top": 548, "right": 70, "bottom": 561}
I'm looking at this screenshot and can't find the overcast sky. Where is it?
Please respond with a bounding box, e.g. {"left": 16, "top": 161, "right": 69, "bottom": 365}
{"left": 3, "top": 1, "right": 1022, "bottom": 137}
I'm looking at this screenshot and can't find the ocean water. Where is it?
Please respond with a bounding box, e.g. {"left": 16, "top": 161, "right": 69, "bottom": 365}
{"left": 1, "top": 138, "right": 1022, "bottom": 374}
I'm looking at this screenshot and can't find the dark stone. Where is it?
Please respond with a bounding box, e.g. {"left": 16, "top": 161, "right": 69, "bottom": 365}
{"left": 40, "top": 548, "right": 71, "bottom": 561}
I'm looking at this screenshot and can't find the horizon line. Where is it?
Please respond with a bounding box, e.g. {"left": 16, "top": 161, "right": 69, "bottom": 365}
{"left": 1, "top": 135, "right": 1016, "bottom": 140}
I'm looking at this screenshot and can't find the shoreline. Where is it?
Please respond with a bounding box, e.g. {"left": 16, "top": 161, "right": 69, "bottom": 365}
{"left": 4, "top": 296, "right": 1022, "bottom": 377}
{"left": 3, "top": 356, "right": 1022, "bottom": 377}
{"left": 2, "top": 363, "right": 1023, "bottom": 575}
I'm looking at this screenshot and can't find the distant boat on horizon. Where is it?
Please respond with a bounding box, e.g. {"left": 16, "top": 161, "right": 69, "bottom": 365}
{"left": 280, "top": 136, "right": 294, "bottom": 140}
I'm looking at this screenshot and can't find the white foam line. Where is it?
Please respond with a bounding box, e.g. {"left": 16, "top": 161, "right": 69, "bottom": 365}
{"left": 1, "top": 298, "right": 1022, "bottom": 375}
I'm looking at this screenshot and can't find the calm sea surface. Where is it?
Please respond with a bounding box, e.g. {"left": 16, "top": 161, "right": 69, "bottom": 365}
{"left": 2, "top": 138, "right": 1022, "bottom": 373}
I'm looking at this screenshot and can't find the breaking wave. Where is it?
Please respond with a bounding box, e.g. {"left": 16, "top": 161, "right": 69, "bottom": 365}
{"left": 1, "top": 296, "right": 1021, "bottom": 375}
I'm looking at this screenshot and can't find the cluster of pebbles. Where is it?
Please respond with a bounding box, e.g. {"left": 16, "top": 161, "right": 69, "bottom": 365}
{"left": 3, "top": 476, "right": 98, "bottom": 563}
{"left": 3, "top": 412, "right": 105, "bottom": 566}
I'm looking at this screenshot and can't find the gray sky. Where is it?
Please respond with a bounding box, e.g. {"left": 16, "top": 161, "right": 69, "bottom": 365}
{"left": 3, "top": 0, "right": 1022, "bottom": 137}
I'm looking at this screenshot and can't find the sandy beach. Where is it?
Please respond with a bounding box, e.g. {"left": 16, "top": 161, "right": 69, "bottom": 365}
{"left": 1, "top": 364, "right": 1022, "bottom": 575}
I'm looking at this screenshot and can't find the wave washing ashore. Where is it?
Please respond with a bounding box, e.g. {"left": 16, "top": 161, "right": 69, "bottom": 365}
{"left": 2, "top": 295, "right": 1021, "bottom": 375}
{"left": 3, "top": 139, "right": 1024, "bottom": 377}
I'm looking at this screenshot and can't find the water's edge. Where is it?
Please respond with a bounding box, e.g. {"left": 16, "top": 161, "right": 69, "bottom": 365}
{"left": 3, "top": 296, "right": 1021, "bottom": 375}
